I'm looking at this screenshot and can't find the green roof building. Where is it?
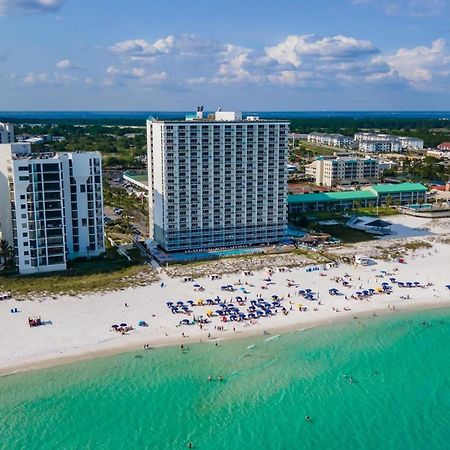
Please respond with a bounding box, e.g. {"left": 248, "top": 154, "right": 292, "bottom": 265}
{"left": 288, "top": 182, "right": 427, "bottom": 213}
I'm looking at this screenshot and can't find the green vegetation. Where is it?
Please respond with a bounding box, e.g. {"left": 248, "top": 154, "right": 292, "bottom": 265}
{"left": 315, "top": 224, "right": 375, "bottom": 243}
{"left": 402, "top": 241, "right": 433, "bottom": 251}
{"left": 15, "top": 124, "right": 147, "bottom": 169}
{"left": 288, "top": 117, "right": 450, "bottom": 148}
{"left": 0, "top": 248, "right": 155, "bottom": 299}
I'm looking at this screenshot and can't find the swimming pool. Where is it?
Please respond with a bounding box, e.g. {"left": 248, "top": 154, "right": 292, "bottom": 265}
{"left": 155, "top": 247, "right": 265, "bottom": 263}
{"left": 406, "top": 204, "right": 432, "bottom": 210}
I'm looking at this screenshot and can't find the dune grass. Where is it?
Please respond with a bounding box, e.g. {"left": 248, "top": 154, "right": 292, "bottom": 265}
{"left": 0, "top": 249, "right": 157, "bottom": 300}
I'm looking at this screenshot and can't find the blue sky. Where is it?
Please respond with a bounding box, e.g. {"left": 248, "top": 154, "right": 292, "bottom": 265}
{"left": 0, "top": 0, "right": 450, "bottom": 110}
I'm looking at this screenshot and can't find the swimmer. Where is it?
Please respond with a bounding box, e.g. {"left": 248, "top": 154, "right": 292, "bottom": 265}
{"left": 305, "top": 416, "right": 311, "bottom": 422}
{"left": 187, "top": 442, "right": 193, "bottom": 449}
{"left": 219, "top": 375, "right": 223, "bottom": 382}
{"left": 208, "top": 375, "right": 212, "bottom": 382}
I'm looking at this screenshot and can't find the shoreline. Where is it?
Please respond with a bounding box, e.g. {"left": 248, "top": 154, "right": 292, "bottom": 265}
{"left": 2, "top": 300, "right": 449, "bottom": 378}
{"left": 1, "top": 215, "right": 449, "bottom": 378}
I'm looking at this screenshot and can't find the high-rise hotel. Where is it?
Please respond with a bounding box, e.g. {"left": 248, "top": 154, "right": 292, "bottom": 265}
{"left": 0, "top": 127, "right": 105, "bottom": 274}
{"left": 147, "top": 109, "right": 289, "bottom": 252}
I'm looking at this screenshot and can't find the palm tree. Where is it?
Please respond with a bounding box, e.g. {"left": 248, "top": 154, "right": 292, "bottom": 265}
{"left": 385, "top": 194, "right": 393, "bottom": 208}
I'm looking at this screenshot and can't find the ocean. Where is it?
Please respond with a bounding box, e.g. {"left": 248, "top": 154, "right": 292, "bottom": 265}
{"left": 0, "top": 111, "right": 449, "bottom": 121}
{"left": 1, "top": 308, "right": 449, "bottom": 450}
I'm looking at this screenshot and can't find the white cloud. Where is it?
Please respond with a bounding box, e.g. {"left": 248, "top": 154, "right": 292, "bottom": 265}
{"left": 0, "top": 0, "right": 64, "bottom": 15}
{"left": 56, "top": 59, "right": 79, "bottom": 70}
{"left": 350, "top": 0, "right": 446, "bottom": 17}
{"left": 110, "top": 36, "right": 175, "bottom": 58}
{"left": 107, "top": 33, "right": 449, "bottom": 92}
{"left": 104, "top": 66, "right": 168, "bottom": 87}
{"left": 265, "top": 34, "right": 377, "bottom": 68}
{"left": 21, "top": 71, "right": 77, "bottom": 86}
{"left": 372, "top": 39, "right": 450, "bottom": 88}
{"left": 109, "top": 34, "right": 223, "bottom": 62}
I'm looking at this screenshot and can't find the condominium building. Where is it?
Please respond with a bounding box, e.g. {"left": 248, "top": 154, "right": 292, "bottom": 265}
{"left": 305, "top": 156, "right": 380, "bottom": 187}
{"left": 307, "top": 132, "right": 355, "bottom": 148}
{"left": 147, "top": 110, "right": 289, "bottom": 252}
{"left": 0, "top": 123, "right": 15, "bottom": 144}
{"left": 0, "top": 137, "right": 104, "bottom": 274}
{"left": 354, "top": 132, "right": 423, "bottom": 152}
{"left": 359, "top": 140, "right": 403, "bottom": 153}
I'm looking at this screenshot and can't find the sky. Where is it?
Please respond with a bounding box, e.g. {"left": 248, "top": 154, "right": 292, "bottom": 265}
{"left": 0, "top": 0, "right": 450, "bottom": 111}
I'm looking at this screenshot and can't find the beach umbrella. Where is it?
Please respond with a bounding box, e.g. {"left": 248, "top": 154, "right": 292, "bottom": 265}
{"left": 138, "top": 321, "right": 147, "bottom": 327}
{"left": 177, "top": 301, "right": 184, "bottom": 305}
{"left": 306, "top": 289, "right": 312, "bottom": 292}
{"left": 112, "top": 324, "right": 119, "bottom": 328}
{"left": 193, "top": 284, "right": 201, "bottom": 287}
{"left": 166, "top": 301, "right": 173, "bottom": 306}
{"left": 272, "top": 295, "right": 278, "bottom": 299}
{"left": 120, "top": 323, "right": 127, "bottom": 327}
{"left": 446, "top": 285, "right": 450, "bottom": 289}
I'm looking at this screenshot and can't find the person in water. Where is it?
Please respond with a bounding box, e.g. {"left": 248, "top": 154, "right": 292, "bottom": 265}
{"left": 187, "top": 442, "right": 193, "bottom": 448}
{"left": 305, "top": 416, "right": 311, "bottom": 422}
{"left": 219, "top": 375, "right": 223, "bottom": 382}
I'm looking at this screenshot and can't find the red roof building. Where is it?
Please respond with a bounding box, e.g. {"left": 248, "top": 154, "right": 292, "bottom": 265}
{"left": 437, "top": 142, "right": 450, "bottom": 151}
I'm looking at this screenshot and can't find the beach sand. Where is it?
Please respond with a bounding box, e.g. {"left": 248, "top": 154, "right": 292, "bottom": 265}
{"left": 1, "top": 215, "right": 449, "bottom": 376}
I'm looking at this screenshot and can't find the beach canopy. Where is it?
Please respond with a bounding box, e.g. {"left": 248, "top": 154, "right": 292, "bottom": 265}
{"left": 138, "top": 321, "right": 147, "bottom": 327}
{"left": 120, "top": 323, "right": 127, "bottom": 327}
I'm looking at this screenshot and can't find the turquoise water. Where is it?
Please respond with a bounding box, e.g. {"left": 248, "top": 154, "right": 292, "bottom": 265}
{"left": 1, "top": 309, "right": 450, "bottom": 450}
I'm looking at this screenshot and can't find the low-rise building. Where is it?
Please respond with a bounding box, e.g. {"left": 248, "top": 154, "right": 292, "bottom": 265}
{"left": 437, "top": 142, "right": 450, "bottom": 151}
{"left": 427, "top": 149, "right": 450, "bottom": 159}
{"left": 355, "top": 132, "right": 423, "bottom": 152}
{"left": 359, "top": 140, "right": 403, "bottom": 153}
{"left": 307, "top": 132, "right": 355, "bottom": 148}
{"left": 305, "top": 156, "right": 380, "bottom": 187}
{"left": 288, "top": 182, "right": 427, "bottom": 213}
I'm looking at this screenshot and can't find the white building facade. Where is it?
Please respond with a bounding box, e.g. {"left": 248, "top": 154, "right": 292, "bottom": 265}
{"left": 354, "top": 132, "right": 423, "bottom": 152}
{"left": 306, "top": 156, "right": 380, "bottom": 187}
{"left": 0, "top": 123, "right": 15, "bottom": 144}
{"left": 359, "top": 140, "right": 403, "bottom": 153}
{"left": 307, "top": 132, "right": 355, "bottom": 148}
{"left": 0, "top": 139, "right": 104, "bottom": 274}
{"left": 147, "top": 111, "right": 289, "bottom": 252}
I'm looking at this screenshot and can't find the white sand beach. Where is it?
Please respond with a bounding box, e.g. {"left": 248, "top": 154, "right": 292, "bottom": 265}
{"left": 1, "top": 215, "right": 450, "bottom": 376}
